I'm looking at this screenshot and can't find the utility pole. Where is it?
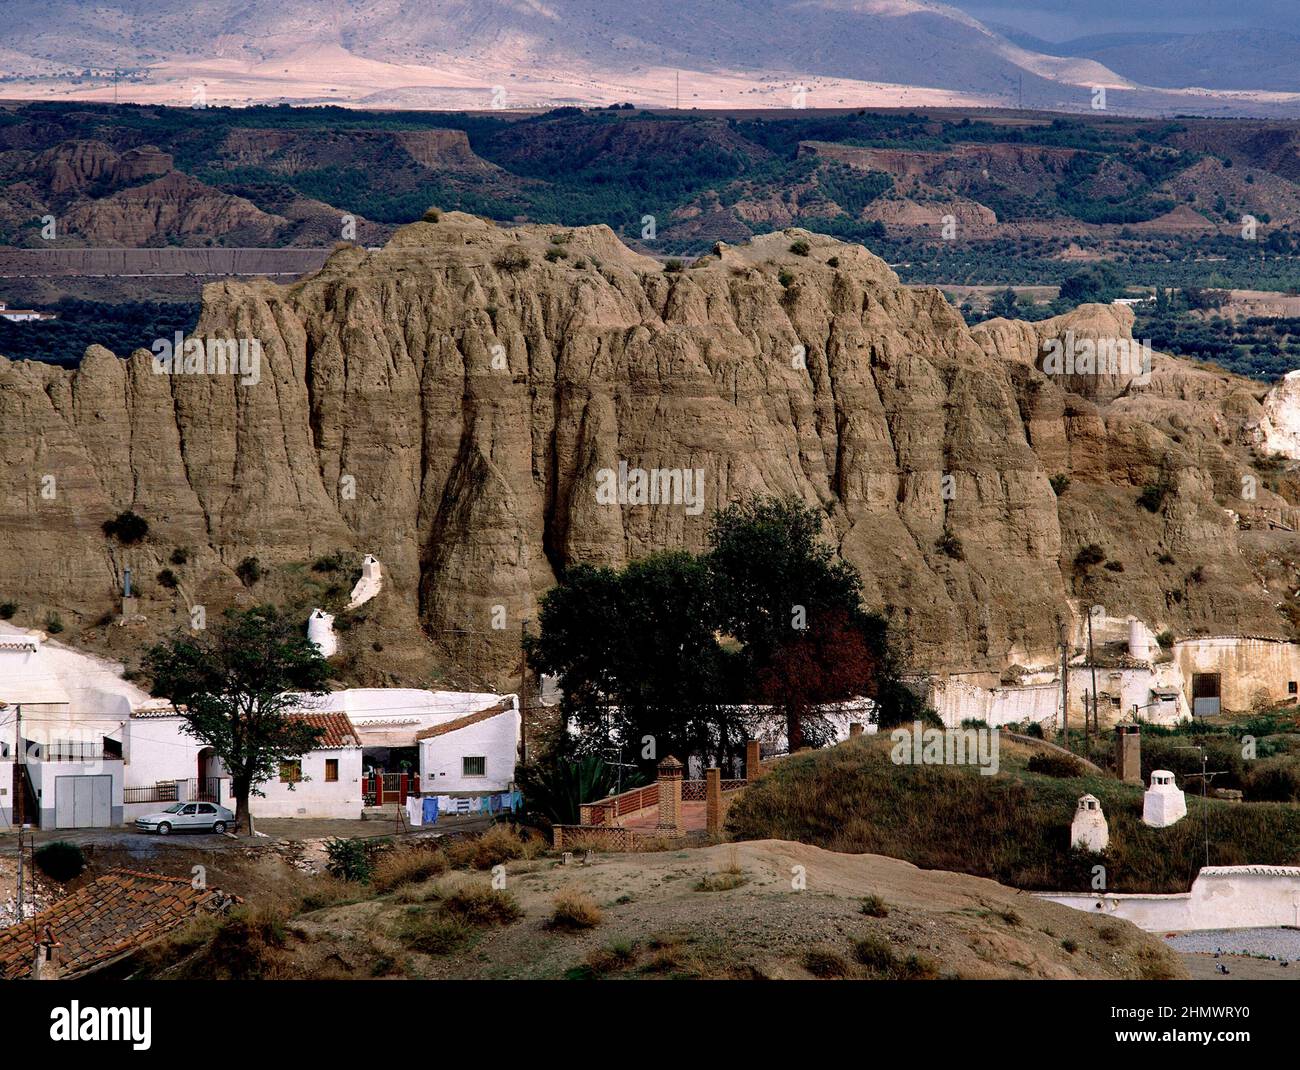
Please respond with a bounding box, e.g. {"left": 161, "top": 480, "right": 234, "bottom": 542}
{"left": 1086, "top": 609, "right": 1099, "bottom": 747}
{"left": 518, "top": 619, "right": 530, "bottom": 766}
{"left": 1058, "top": 617, "right": 1069, "bottom": 749}
{"left": 13, "top": 702, "right": 23, "bottom": 923}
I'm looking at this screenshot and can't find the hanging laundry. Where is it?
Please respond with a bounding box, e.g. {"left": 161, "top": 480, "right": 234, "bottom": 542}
{"left": 406, "top": 796, "right": 423, "bottom": 827}
{"left": 422, "top": 796, "right": 439, "bottom": 824}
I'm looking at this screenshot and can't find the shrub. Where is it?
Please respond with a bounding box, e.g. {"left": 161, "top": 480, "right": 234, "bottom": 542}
{"left": 1104, "top": 561, "right": 1125, "bottom": 572}
{"left": 789, "top": 239, "right": 811, "bottom": 256}
{"left": 664, "top": 259, "right": 684, "bottom": 273}
{"left": 1156, "top": 629, "right": 1175, "bottom": 648}
{"left": 443, "top": 825, "right": 532, "bottom": 870}
{"left": 803, "top": 945, "right": 849, "bottom": 977}
{"left": 1027, "top": 752, "right": 1085, "bottom": 778}
{"left": 1074, "top": 543, "right": 1106, "bottom": 569}
{"left": 102, "top": 510, "right": 148, "bottom": 544}
{"left": 859, "top": 894, "right": 889, "bottom": 917}
{"left": 45, "top": 613, "right": 64, "bottom": 635}
{"left": 547, "top": 891, "right": 602, "bottom": 931}
{"left": 694, "top": 871, "right": 748, "bottom": 892}
{"left": 422, "top": 208, "right": 441, "bottom": 222}
{"left": 33, "top": 841, "right": 85, "bottom": 881}
{"left": 235, "top": 556, "right": 263, "bottom": 587}
{"left": 371, "top": 846, "right": 449, "bottom": 892}
{"left": 157, "top": 568, "right": 179, "bottom": 589}
{"left": 851, "top": 936, "right": 936, "bottom": 978}
{"left": 492, "top": 247, "right": 531, "bottom": 272}
{"left": 311, "top": 552, "right": 345, "bottom": 573}
{"left": 827, "top": 256, "right": 840, "bottom": 268}
{"left": 778, "top": 268, "right": 795, "bottom": 288}
{"left": 398, "top": 909, "right": 474, "bottom": 954}
{"left": 441, "top": 883, "right": 522, "bottom": 926}
{"left": 1243, "top": 757, "right": 1300, "bottom": 802}
{"left": 935, "top": 531, "right": 964, "bottom": 560}
{"left": 1049, "top": 474, "right": 1071, "bottom": 495}
{"left": 543, "top": 247, "right": 568, "bottom": 262}
{"left": 1137, "top": 482, "right": 1172, "bottom": 513}
{"left": 324, "top": 837, "right": 374, "bottom": 883}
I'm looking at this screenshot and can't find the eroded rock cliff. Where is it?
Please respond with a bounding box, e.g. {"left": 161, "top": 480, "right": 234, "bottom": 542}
{"left": 2, "top": 214, "right": 1298, "bottom": 687}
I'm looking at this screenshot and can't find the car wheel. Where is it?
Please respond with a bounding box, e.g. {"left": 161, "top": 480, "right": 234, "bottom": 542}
{"left": 157, "top": 822, "right": 171, "bottom": 835}
{"left": 212, "top": 821, "right": 227, "bottom": 834}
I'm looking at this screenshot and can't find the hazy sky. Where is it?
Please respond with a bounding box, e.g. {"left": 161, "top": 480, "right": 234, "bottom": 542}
{"left": 950, "top": 0, "right": 1300, "bottom": 40}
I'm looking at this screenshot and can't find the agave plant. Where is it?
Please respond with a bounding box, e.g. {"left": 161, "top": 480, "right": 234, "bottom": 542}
{"left": 515, "top": 753, "right": 645, "bottom": 826}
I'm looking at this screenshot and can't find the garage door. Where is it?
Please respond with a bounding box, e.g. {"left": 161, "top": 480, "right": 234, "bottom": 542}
{"left": 54, "top": 775, "right": 112, "bottom": 829}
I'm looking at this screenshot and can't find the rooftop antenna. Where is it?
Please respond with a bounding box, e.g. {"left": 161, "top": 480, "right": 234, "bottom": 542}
{"left": 1176, "top": 744, "right": 1228, "bottom": 869}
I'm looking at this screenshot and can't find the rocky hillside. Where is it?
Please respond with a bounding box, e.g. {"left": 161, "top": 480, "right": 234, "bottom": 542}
{"left": 2, "top": 213, "right": 1299, "bottom": 687}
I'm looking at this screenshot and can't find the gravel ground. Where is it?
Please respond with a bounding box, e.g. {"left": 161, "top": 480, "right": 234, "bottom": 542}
{"left": 1164, "top": 928, "right": 1300, "bottom": 958}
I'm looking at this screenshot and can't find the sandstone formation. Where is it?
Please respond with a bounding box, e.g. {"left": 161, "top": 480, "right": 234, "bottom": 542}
{"left": 1, "top": 214, "right": 1298, "bottom": 688}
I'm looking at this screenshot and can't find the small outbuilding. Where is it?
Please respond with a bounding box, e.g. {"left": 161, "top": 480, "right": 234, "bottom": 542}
{"left": 1071, "top": 793, "right": 1109, "bottom": 852}
{"left": 1142, "top": 769, "right": 1187, "bottom": 828}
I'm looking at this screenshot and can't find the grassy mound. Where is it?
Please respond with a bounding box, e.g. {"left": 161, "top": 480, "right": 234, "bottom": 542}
{"left": 725, "top": 736, "right": 1300, "bottom": 893}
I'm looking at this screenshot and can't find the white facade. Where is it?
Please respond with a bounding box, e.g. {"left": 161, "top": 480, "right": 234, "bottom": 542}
{"left": 251, "top": 745, "right": 364, "bottom": 819}
{"left": 418, "top": 699, "right": 521, "bottom": 793}
{"left": 1040, "top": 866, "right": 1300, "bottom": 932}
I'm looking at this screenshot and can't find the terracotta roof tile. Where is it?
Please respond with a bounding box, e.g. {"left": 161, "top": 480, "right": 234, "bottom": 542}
{"left": 294, "top": 710, "right": 361, "bottom": 748}
{"left": 414, "top": 698, "right": 515, "bottom": 741}
{"left": 0, "top": 869, "right": 234, "bottom": 979}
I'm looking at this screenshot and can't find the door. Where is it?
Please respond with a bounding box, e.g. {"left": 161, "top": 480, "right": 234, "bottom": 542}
{"left": 1192, "top": 672, "right": 1221, "bottom": 717}
{"left": 54, "top": 775, "right": 113, "bottom": 828}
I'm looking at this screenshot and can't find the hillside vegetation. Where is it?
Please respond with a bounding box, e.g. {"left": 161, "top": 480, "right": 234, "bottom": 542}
{"left": 726, "top": 736, "right": 1300, "bottom": 894}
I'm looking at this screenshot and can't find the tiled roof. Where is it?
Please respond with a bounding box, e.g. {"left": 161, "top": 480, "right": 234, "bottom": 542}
{"left": 295, "top": 710, "right": 361, "bottom": 748}
{"left": 415, "top": 698, "right": 515, "bottom": 741}
{"left": 0, "top": 869, "right": 233, "bottom": 979}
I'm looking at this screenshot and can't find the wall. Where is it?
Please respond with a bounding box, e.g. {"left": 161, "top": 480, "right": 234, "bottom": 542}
{"left": 1173, "top": 637, "right": 1300, "bottom": 713}
{"left": 1038, "top": 866, "right": 1300, "bottom": 931}
{"left": 246, "top": 747, "right": 364, "bottom": 819}
{"left": 24, "top": 757, "right": 124, "bottom": 828}
{"left": 931, "top": 678, "right": 1060, "bottom": 729}
{"left": 123, "top": 716, "right": 206, "bottom": 787}
{"left": 421, "top": 709, "right": 521, "bottom": 793}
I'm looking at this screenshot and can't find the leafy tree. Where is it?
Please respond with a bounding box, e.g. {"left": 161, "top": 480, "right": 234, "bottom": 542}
{"left": 526, "top": 552, "right": 743, "bottom": 773}
{"left": 988, "top": 287, "right": 1019, "bottom": 320}
{"left": 143, "top": 607, "right": 332, "bottom": 835}
{"left": 514, "top": 754, "right": 644, "bottom": 826}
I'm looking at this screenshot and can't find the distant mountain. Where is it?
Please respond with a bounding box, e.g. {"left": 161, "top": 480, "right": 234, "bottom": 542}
{"left": 992, "top": 26, "right": 1300, "bottom": 92}
{"left": 2, "top": 0, "right": 1299, "bottom": 116}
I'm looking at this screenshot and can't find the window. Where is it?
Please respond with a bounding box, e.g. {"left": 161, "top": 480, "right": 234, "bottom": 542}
{"left": 279, "top": 760, "right": 302, "bottom": 783}
{"left": 181, "top": 804, "right": 198, "bottom": 815}
{"left": 1290, "top": 682, "right": 1297, "bottom": 695}
{"left": 462, "top": 756, "right": 486, "bottom": 777}
{"left": 197, "top": 804, "right": 216, "bottom": 815}
{"left": 325, "top": 758, "right": 339, "bottom": 782}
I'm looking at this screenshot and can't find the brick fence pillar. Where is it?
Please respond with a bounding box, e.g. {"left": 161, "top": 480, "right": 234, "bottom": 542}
{"left": 705, "top": 767, "right": 722, "bottom": 835}
{"left": 745, "top": 739, "right": 762, "bottom": 782}
{"left": 656, "top": 755, "right": 683, "bottom": 835}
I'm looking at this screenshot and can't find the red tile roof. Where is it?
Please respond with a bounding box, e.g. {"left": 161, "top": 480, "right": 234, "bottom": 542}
{"left": 414, "top": 698, "right": 515, "bottom": 741}
{"left": 0, "top": 869, "right": 234, "bottom": 979}
{"left": 294, "top": 710, "right": 361, "bottom": 748}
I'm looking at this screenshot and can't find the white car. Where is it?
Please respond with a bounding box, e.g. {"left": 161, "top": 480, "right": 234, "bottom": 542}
{"left": 135, "top": 802, "right": 234, "bottom": 835}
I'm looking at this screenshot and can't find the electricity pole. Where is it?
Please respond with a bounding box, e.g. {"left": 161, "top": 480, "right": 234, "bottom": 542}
{"left": 1058, "top": 617, "right": 1069, "bottom": 749}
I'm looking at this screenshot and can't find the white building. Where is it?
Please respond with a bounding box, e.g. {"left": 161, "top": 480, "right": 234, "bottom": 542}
{"left": 417, "top": 697, "right": 521, "bottom": 793}
{"left": 248, "top": 711, "right": 364, "bottom": 820}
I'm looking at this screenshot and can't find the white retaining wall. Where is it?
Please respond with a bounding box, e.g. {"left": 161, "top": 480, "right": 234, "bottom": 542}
{"left": 1038, "top": 866, "right": 1300, "bottom": 931}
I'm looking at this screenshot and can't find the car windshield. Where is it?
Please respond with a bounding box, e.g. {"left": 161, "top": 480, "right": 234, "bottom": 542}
{"left": 161, "top": 804, "right": 184, "bottom": 814}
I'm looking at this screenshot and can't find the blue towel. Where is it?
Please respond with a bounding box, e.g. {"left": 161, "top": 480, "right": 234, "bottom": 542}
{"left": 422, "top": 796, "right": 439, "bottom": 824}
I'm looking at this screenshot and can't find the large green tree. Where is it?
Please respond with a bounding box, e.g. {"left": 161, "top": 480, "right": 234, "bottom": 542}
{"left": 143, "top": 606, "right": 333, "bottom": 835}
{"left": 526, "top": 551, "right": 743, "bottom": 774}
{"left": 529, "top": 497, "right": 924, "bottom": 774}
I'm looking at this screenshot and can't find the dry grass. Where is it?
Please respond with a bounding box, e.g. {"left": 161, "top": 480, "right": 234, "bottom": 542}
{"left": 396, "top": 908, "right": 475, "bottom": 955}
{"left": 851, "top": 935, "right": 940, "bottom": 979}
{"left": 547, "top": 890, "right": 603, "bottom": 931}
{"left": 443, "top": 825, "right": 542, "bottom": 870}
{"left": 803, "top": 945, "right": 851, "bottom": 978}
{"left": 438, "top": 881, "right": 523, "bottom": 926}
{"left": 371, "top": 846, "right": 448, "bottom": 893}
{"left": 859, "top": 894, "right": 889, "bottom": 917}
